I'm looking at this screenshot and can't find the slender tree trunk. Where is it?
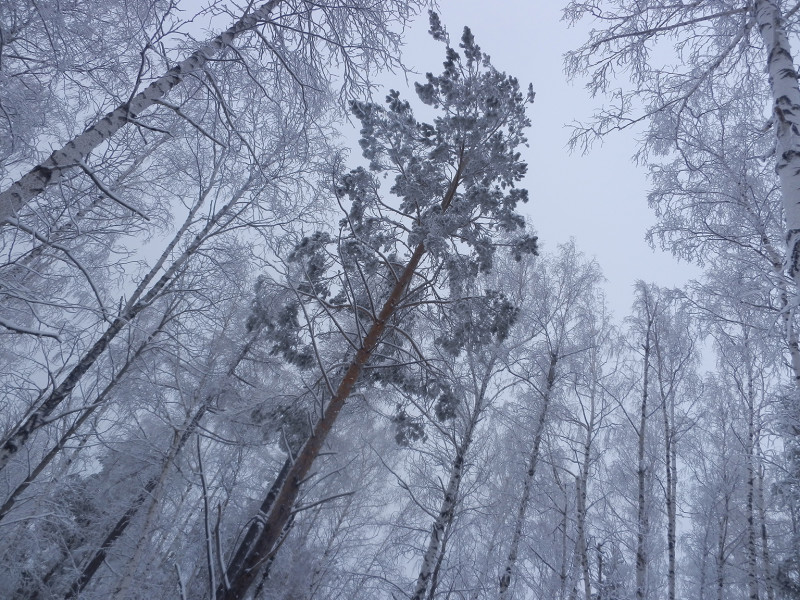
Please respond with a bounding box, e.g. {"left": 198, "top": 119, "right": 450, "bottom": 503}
{"left": 575, "top": 389, "right": 596, "bottom": 600}
{"left": 64, "top": 333, "right": 258, "bottom": 597}
{"left": 412, "top": 413, "right": 477, "bottom": 600}
{"left": 0, "top": 1, "right": 282, "bottom": 223}
{"left": 596, "top": 544, "right": 604, "bottom": 600}
{"left": 498, "top": 350, "right": 558, "bottom": 599}
{"left": 0, "top": 176, "right": 254, "bottom": 469}
{"left": 218, "top": 164, "right": 465, "bottom": 600}
{"left": 554, "top": 465, "right": 570, "bottom": 600}
{"left": 756, "top": 455, "right": 775, "bottom": 600}
{"left": 0, "top": 312, "right": 169, "bottom": 523}
{"left": 745, "top": 359, "right": 761, "bottom": 600}
{"left": 661, "top": 385, "right": 677, "bottom": 600}
{"left": 64, "top": 408, "right": 206, "bottom": 598}
{"left": 716, "top": 506, "right": 730, "bottom": 600}
{"left": 307, "top": 492, "right": 355, "bottom": 598}
{"left": 636, "top": 318, "right": 653, "bottom": 600}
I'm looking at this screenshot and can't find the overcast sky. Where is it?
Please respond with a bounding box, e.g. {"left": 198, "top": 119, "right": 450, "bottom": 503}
{"left": 376, "top": 2, "right": 702, "bottom": 319}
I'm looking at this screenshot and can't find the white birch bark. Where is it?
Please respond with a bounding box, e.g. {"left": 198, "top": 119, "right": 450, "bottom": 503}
{"left": 0, "top": 0, "right": 282, "bottom": 224}
{"left": 411, "top": 406, "right": 479, "bottom": 600}
{"left": 498, "top": 350, "right": 558, "bottom": 599}
{"left": 755, "top": 0, "right": 800, "bottom": 283}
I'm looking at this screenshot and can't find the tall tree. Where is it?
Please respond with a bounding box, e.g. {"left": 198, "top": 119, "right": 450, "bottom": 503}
{"left": 565, "top": 1, "right": 800, "bottom": 285}
{"left": 497, "top": 241, "right": 605, "bottom": 599}
{"left": 216, "top": 17, "right": 536, "bottom": 598}
{"left": 0, "top": 0, "right": 428, "bottom": 222}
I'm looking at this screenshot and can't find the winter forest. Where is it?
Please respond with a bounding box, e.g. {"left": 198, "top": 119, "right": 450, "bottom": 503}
{"left": 4, "top": 0, "right": 800, "bottom": 599}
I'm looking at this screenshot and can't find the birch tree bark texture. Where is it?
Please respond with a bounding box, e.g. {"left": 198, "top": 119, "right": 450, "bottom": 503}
{"left": 0, "top": 0, "right": 429, "bottom": 224}
{"left": 564, "top": 0, "right": 800, "bottom": 284}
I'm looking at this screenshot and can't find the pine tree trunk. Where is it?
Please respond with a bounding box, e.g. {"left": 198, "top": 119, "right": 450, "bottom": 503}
{"left": 218, "top": 457, "right": 293, "bottom": 595}
{"left": 218, "top": 165, "right": 465, "bottom": 600}
{"left": 0, "top": 1, "right": 282, "bottom": 223}
{"left": 221, "top": 245, "right": 425, "bottom": 600}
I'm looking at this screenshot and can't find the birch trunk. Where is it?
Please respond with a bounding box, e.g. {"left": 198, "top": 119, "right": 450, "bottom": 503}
{"left": 412, "top": 397, "right": 482, "bottom": 600}
{"left": 0, "top": 313, "right": 168, "bottom": 523}
{"left": 636, "top": 318, "right": 653, "bottom": 600}
{"left": 64, "top": 407, "right": 207, "bottom": 598}
{"left": 63, "top": 333, "right": 258, "bottom": 597}
{"left": 412, "top": 451, "right": 462, "bottom": 600}
{"left": 716, "top": 504, "right": 730, "bottom": 600}
{"left": 755, "top": 0, "right": 800, "bottom": 283}
{"left": 575, "top": 385, "right": 596, "bottom": 600}
{"left": 0, "top": 176, "right": 255, "bottom": 469}
{"left": 0, "top": 0, "right": 282, "bottom": 223}
{"left": 498, "top": 350, "right": 558, "bottom": 599}
{"left": 756, "top": 453, "right": 775, "bottom": 600}
{"left": 658, "top": 367, "right": 677, "bottom": 600}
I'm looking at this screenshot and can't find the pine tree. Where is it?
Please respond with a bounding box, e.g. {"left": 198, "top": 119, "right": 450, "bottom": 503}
{"left": 218, "top": 14, "right": 536, "bottom": 598}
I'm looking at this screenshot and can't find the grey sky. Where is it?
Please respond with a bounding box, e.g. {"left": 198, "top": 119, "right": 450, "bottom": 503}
{"left": 379, "top": 2, "right": 702, "bottom": 319}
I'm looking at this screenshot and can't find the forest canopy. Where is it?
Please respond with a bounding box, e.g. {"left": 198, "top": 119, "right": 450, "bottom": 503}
{"left": 0, "top": 2, "right": 799, "bottom": 599}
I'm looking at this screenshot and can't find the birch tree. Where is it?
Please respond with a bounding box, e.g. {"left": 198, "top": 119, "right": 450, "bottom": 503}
{"left": 497, "top": 241, "right": 605, "bottom": 599}
{"left": 565, "top": 0, "right": 800, "bottom": 285}
{"left": 0, "top": 0, "right": 428, "bottom": 223}
{"left": 404, "top": 292, "right": 517, "bottom": 600}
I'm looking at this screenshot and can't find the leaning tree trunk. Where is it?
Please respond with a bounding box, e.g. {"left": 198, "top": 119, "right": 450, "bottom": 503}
{"left": 64, "top": 407, "right": 207, "bottom": 598}
{"left": 498, "top": 350, "right": 558, "bottom": 599}
{"left": 0, "top": 311, "right": 169, "bottom": 523}
{"left": 412, "top": 393, "right": 484, "bottom": 600}
{"left": 0, "top": 0, "right": 282, "bottom": 223}
{"left": 218, "top": 168, "right": 464, "bottom": 600}
{"left": 222, "top": 245, "right": 428, "bottom": 600}
{"left": 0, "top": 177, "right": 255, "bottom": 470}
{"left": 217, "top": 457, "right": 293, "bottom": 596}
{"left": 63, "top": 332, "right": 260, "bottom": 598}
